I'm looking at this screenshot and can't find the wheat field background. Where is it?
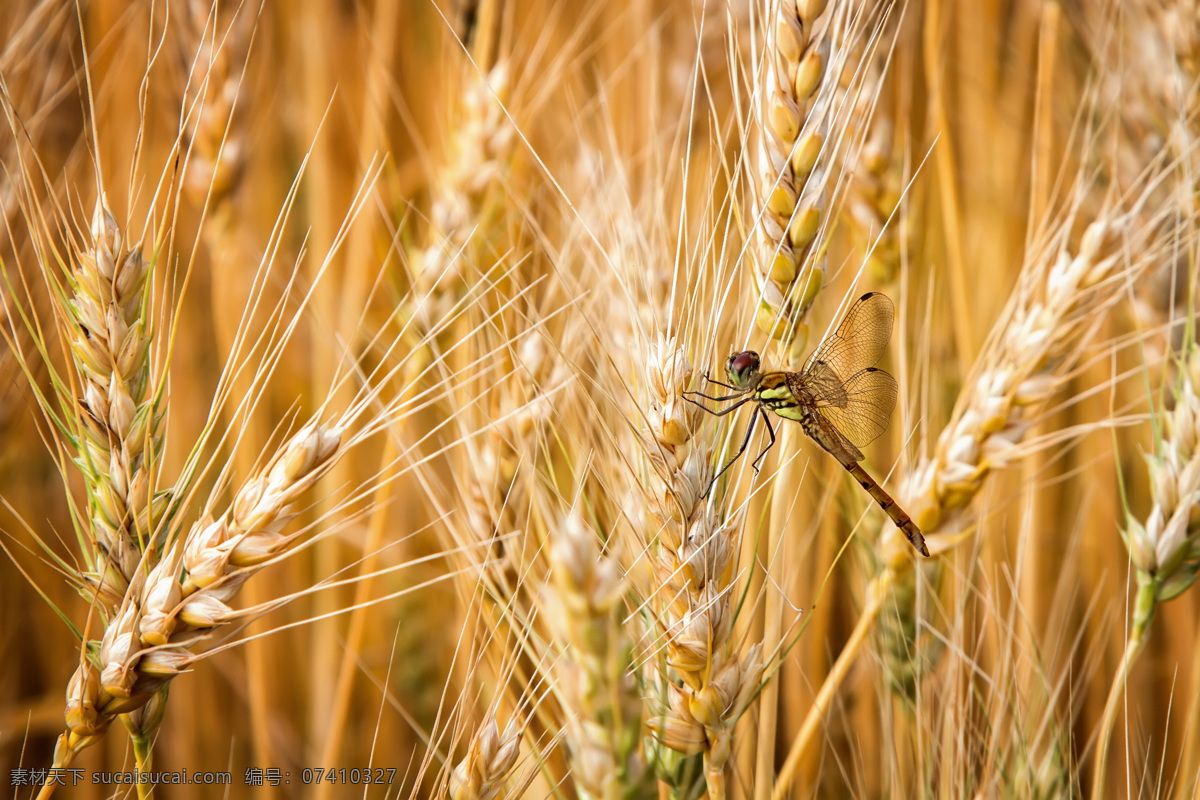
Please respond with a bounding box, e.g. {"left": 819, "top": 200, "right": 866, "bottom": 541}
{"left": 1, "top": 0, "right": 1198, "bottom": 798}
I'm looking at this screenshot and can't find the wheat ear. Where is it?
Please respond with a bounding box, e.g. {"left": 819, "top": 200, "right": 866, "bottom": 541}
{"left": 28, "top": 196, "right": 166, "bottom": 798}
{"left": 1084, "top": 2, "right": 1198, "bottom": 371}
{"left": 64, "top": 200, "right": 158, "bottom": 606}
{"left": 643, "top": 337, "right": 763, "bottom": 800}
{"left": 743, "top": 4, "right": 841, "bottom": 783}
{"left": 754, "top": 0, "right": 834, "bottom": 363}
{"left": 403, "top": 63, "right": 516, "bottom": 379}
{"left": 545, "top": 509, "right": 648, "bottom": 797}
{"left": 180, "top": 0, "right": 249, "bottom": 228}
{"left": 844, "top": 65, "right": 907, "bottom": 288}
{"left": 1093, "top": 349, "right": 1200, "bottom": 795}
{"left": 55, "top": 422, "right": 343, "bottom": 783}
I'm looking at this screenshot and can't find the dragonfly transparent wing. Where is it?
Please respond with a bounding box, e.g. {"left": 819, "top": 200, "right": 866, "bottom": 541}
{"left": 799, "top": 291, "right": 899, "bottom": 449}
{"left": 815, "top": 366, "right": 898, "bottom": 449}
{"left": 802, "top": 292, "right": 895, "bottom": 384}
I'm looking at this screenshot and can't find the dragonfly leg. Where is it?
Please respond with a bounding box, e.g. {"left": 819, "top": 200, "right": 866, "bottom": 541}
{"left": 702, "top": 405, "right": 759, "bottom": 498}
{"left": 750, "top": 409, "right": 777, "bottom": 472}
{"left": 683, "top": 393, "right": 755, "bottom": 415}
{"left": 702, "top": 372, "right": 740, "bottom": 391}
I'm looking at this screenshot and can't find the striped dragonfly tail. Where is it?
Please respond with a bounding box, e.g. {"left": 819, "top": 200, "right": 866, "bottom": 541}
{"left": 844, "top": 461, "right": 930, "bottom": 557}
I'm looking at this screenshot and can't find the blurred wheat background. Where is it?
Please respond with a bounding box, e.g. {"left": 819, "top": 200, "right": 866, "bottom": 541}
{"left": 1, "top": 0, "right": 1198, "bottom": 798}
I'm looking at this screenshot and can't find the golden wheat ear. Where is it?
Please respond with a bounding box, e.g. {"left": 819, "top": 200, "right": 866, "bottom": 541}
{"left": 636, "top": 335, "right": 766, "bottom": 800}
{"left": 753, "top": 0, "right": 837, "bottom": 363}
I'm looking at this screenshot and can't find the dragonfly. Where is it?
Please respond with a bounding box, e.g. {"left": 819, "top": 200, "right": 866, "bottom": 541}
{"left": 685, "top": 291, "right": 929, "bottom": 557}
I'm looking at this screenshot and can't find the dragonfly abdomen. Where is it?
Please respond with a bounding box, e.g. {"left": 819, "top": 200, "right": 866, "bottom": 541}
{"left": 843, "top": 461, "right": 930, "bottom": 557}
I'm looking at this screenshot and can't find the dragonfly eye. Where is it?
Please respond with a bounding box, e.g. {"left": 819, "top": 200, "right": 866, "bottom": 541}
{"left": 725, "top": 350, "right": 761, "bottom": 389}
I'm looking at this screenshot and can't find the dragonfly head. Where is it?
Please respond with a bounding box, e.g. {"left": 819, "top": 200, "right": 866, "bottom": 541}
{"left": 725, "top": 350, "right": 762, "bottom": 391}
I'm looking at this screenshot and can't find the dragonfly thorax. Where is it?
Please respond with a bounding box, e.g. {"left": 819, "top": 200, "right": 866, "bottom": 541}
{"left": 754, "top": 372, "right": 809, "bottom": 419}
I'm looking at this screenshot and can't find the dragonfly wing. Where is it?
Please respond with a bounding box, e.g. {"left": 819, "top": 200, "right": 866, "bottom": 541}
{"left": 796, "top": 359, "right": 848, "bottom": 407}
{"left": 804, "top": 409, "right": 865, "bottom": 462}
{"left": 816, "top": 367, "right": 898, "bottom": 448}
{"left": 780, "top": 371, "right": 868, "bottom": 461}
{"left": 803, "top": 292, "right": 894, "bottom": 379}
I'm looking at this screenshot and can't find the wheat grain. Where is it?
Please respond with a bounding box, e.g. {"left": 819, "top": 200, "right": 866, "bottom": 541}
{"left": 447, "top": 715, "right": 522, "bottom": 800}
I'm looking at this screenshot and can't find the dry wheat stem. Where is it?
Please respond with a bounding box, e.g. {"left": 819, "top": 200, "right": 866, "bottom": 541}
{"left": 1090, "top": 576, "right": 1154, "bottom": 800}
{"left": 772, "top": 566, "right": 893, "bottom": 800}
